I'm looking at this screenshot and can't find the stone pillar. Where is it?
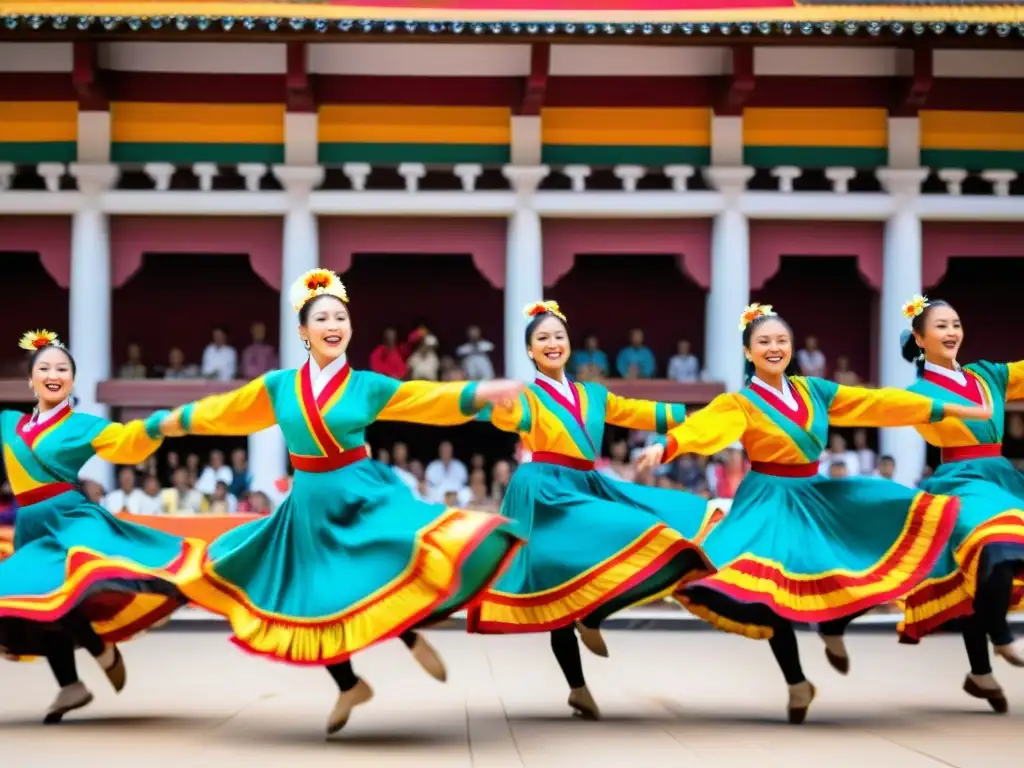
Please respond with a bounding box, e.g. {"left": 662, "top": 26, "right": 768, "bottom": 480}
{"left": 704, "top": 166, "right": 755, "bottom": 394}
{"left": 67, "top": 163, "right": 119, "bottom": 489}
{"left": 877, "top": 168, "right": 930, "bottom": 487}
{"left": 501, "top": 165, "right": 549, "bottom": 382}
{"left": 244, "top": 165, "right": 325, "bottom": 493}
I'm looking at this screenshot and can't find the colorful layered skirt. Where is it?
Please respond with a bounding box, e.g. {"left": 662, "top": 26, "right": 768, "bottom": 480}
{"left": 675, "top": 463, "right": 960, "bottom": 638}
{"left": 466, "top": 455, "right": 718, "bottom": 634}
{"left": 179, "top": 452, "right": 524, "bottom": 665}
{"left": 900, "top": 452, "right": 1024, "bottom": 642}
{"left": 0, "top": 488, "right": 205, "bottom": 659}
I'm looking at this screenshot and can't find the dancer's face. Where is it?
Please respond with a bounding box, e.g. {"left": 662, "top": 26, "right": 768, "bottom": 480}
{"left": 31, "top": 347, "right": 74, "bottom": 408}
{"left": 299, "top": 296, "right": 351, "bottom": 366}
{"left": 915, "top": 304, "right": 962, "bottom": 366}
{"left": 745, "top": 318, "right": 792, "bottom": 379}
{"left": 528, "top": 316, "right": 570, "bottom": 378}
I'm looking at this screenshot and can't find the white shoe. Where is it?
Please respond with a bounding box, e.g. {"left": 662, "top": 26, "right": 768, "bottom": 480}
{"left": 44, "top": 682, "right": 93, "bottom": 724}
{"left": 326, "top": 679, "right": 374, "bottom": 735}
{"left": 787, "top": 681, "right": 816, "bottom": 725}
{"left": 994, "top": 641, "right": 1024, "bottom": 668}
{"left": 575, "top": 622, "right": 609, "bottom": 658}
{"left": 567, "top": 686, "right": 601, "bottom": 720}
{"left": 408, "top": 634, "right": 447, "bottom": 682}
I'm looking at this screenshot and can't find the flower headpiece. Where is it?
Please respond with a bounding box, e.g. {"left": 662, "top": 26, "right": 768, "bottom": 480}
{"left": 738, "top": 303, "right": 776, "bottom": 331}
{"left": 18, "top": 329, "right": 63, "bottom": 352}
{"left": 289, "top": 269, "right": 348, "bottom": 312}
{"left": 523, "top": 300, "right": 567, "bottom": 323}
{"left": 901, "top": 294, "right": 930, "bottom": 321}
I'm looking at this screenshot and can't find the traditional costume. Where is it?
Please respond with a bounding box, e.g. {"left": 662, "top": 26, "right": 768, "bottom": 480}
{"left": 467, "top": 301, "right": 717, "bottom": 719}
{"left": 658, "top": 304, "right": 961, "bottom": 723}
{"left": 0, "top": 331, "right": 205, "bottom": 722}
{"left": 896, "top": 295, "right": 1024, "bottom": 712}
{"left": 168, "top": 270, "right": 524, "bottom": 734}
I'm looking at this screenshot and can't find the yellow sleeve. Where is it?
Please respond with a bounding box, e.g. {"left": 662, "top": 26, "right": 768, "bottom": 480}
{"left": 90, "top": 411, "right": 167, "bottom": 464}
{"left": 177, "top": 376, "right": 277, "bottom": 436}
{"left": 660, "top": 394, "right": 748, "bottom": 463}
{"left": 1008, "top": 361, "right": 1024, "bottom": 401}
{"left": 484, "top": 392, "right": 533, "bottom": 434}
{"left": 372, "top": 378, "right": 483, "bottom": 426}
{"left": 825, "top": 382, "right": 943, "bottom": 428}
{"left": 605, "top": 392, "right": 686, "bottom": 433}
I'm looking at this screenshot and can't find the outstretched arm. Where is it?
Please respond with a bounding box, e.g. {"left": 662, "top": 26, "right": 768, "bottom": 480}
{"left": 1007, "top": 361, "right": 1024, "bottom": 401}
{"left": 162, "top": 377, "right": 278, "bottom": 436}
{"left": 477, "top": 392, "right": 534, "bottom": 435}
{"left": 821, "top": 380, "right": 990, "bottom": 427}
{"left": 604, "top": 392, "right": 686, "bottom": 434}
{"left": 636, "top": 394, "right": 748, "bottom": 470}
{"left": 91, "top": 410, "right": 170, "bottom": 464}
{"left": 371, "top": 376, "right": 524, "bottom": 426}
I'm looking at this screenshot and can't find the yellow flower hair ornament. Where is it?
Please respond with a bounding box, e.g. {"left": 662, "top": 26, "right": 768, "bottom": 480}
{"left": 289, "top": 268, "right": 349, "bottom": 312}
{"left": 901, "top": 294, "right": 930, "bottom": 321}
{"left": 18, "top": 329, "right": 62, "bottom": 352}
{"left": 738, "top": 303, "right": 776, "bottom": 332}
{"left": 523, "top": 300, "right": 567, "bottom": 323}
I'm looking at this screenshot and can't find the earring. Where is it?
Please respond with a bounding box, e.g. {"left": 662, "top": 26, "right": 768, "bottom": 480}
{"left": 302, "top": 339, "right": 311, "bottom": 351}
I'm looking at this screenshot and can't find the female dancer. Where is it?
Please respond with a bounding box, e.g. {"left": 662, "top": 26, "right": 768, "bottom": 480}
{"left": 161, "top": 269, "right": 525, "bottom": 735}
{"left": 0, "top": 331, "right": 205, "bottom": 723}
{"left": 896, "top": 295, "right": 1024, "bottom": 712}
{"left": 636, "top": 304, "right": 990, "bottom": 723}
{"left": 467, "top": 301, "right": 718, "bottom": 720}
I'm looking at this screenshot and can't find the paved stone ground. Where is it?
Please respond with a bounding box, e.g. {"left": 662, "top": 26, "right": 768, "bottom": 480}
{"left": 1, "top": 628, "right": 1022, "bottom": 767}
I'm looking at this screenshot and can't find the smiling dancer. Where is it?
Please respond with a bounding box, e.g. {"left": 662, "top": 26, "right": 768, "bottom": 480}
{"left": 894, "top": 295, "right": 1024, "bottom": 713}
{"left": 161, "top": 269, "right": 525, "bottom": 735}
{"left": 0, "top": 331, "right": 204, "bottom": 723}
{"left": 467, "top": 301, "right": 717, "bottom": 720}
{"left": 636, "top": 303, "right": 989, "bottom": 724}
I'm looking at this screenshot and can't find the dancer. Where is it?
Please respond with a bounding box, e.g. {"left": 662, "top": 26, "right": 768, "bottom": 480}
{"left": 636, "top": 303, "right": 990, "bottom": 723}
{"left": 466, "top": 301, "right": 718, "bottom": 720}
{"left": 0, "top": 331, "right": 205, "bottom": 723}
{"left": 895, "top": 295, "right": 1024, "bottom": 713}
{"left": 161, "top": 269, "right": 525, "bottom": 735}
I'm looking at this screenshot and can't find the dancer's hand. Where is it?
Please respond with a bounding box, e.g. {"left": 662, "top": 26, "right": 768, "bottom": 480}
{"left": 159, "top": 411, "right": 186, "bottom": 437}
{"left": 474, "top": 379, "right": 526, "bottom": 410}
{"left": 635, "top": 443, "right": 665, "bottom": 473}
{"left": 943, "top": 403, "right": 993, "bottom": 422}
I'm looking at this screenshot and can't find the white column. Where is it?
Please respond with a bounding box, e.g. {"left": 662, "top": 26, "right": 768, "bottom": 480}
{"left": 244, "top": 165, "right": 325, "bottom": 492}
{"left": 704, "top": 166, "right": 755, "bottom": 394}
{"left": 67, "top": 164, "right": 119, "bottom": 489}
{"left": 502, "top": 165, "right": 549, "bottom": 382}
{"left": 877, "top": 168, "right": 930, "bottom": 487}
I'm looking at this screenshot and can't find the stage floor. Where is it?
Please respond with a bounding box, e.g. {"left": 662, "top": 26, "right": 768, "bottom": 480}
{"left": 1, "top": 628, "right": 1021, "bottom": 767}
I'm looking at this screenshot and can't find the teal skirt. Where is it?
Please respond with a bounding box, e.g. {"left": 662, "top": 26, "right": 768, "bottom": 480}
{"left": 676, "top": 469, "right": 960, "bottom": 639}
{"left": 181, "top": 459, "right": 523, "bottom": 666}
{"left": 0, "top": 490, "right": 203, "bottom": 659}
{"left": 466, "top": 462, "right": 717, "bottom": 634}
{"left": 900, "top": 456, "right": 1024, "bottom": 641}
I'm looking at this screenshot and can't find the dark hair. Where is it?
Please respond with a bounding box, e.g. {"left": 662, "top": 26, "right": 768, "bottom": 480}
{"left": 524, "top": 311, "right": 569, "bottom": 350}
{"left": 298, "top": 293, "right": 348, "bottom": 326}
{"left": 29, "top": 344, "right": 76, "bottom": 378}
{"left": 900, "top": 299, "right": 953, "bottom": 374}
{"left": 879, "top": 455, "right": 895, "bottom": 464}
{"left": 741, "top": 313, "right": 800, "bottom": 382}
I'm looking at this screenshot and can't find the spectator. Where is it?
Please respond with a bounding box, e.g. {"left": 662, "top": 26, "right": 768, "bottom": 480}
{"left": 405, "top": 328, "right": 440, "bottom": 381}
{"left": 162, "top": 467, "right": 207, "bottom": 515}
{"left": 118, "top": 343, "right": 147, "bottom": 380}
{"left": 602, "top": 439, "right": 635, "bottom": 483}
{"left": 667, "top": 339, "right": 700, "bottom": 383}
{"left": 196, "top": 449, "right": 233, "bottom": 495}
{"left": 439, "top": 356, "right": 463, "bottom": 382}
{"left": 616, "top": 328, "right": 656, "bottom": 379}
{"left": 425, "top": 440, "right": 468, "bottom": 500}
{"left": 228, "top": 448, "right": 251, "bottom": 498}
{"left": 572, "top": 334, "right": 610, "bottom": 380}
{"left": 820, "top": 434, "right": 860, "bottom": 477}
{"left": 672, "top": 453, "right": 708, "bottom": 497}
{"left": 875, "top": 455, "right": 897, "bottom": 482}
{"left": 456, "top": 325, "right": 495, "bottom": 380}
{"left": 246, "top": 491, "right": 273, "bottom": 515}
{"left": 390, "top": 442, "right": 419, "bottom": 497}
{"left": 201, "top": 326, "right": 238, "bottom": 381}
{"left": 207, "top": 480, "right": 238, "bottom": 514}
{"left": 710, "top": 447, "right": 747, "bottom": 499}
{"left": 458, "top": 469, "right": 496, "bottom": 511}
{"left": 832, "top": 354, "right": 861, "bottom": 386}
{"left": 164, "top": 347, "right": 199, "bottom": 380}
{"left": 852, "top": 429, "right": 876, "bottom": 475}
{"left": 102, "top": 467, "right": 146, "bottom": 514}
{"left": 796, "top": 335, "right": 826, "bottom": 377}
{"left": 490, "top": 459, "right": 513, "bottom": 505}
{"left": 240, "top": 322, "right": 277, "bottom": 379}
{"left": 829, "top": 462, "right": 849, "bottom": 479}
{"left": 369, "top": 328, "right": 408, "bottom": 380}
{"left": 135, "top": 475, "right": 165, "bottom": 515}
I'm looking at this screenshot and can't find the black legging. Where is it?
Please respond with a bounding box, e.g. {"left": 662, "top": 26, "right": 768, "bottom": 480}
{"left": 963, "top": 562, "right": 1017, "bottom": 675}
{"left": 768, "top": 614, "right": 859, "bottom": 686}
{"left": 550, "top": 625, "right": 586, "bottom": 689}
{"left": 44, "top": 610, "right": 107, "bottom": 688}
{"left": 326, "top": 631, "right": 419, "bottom": 692}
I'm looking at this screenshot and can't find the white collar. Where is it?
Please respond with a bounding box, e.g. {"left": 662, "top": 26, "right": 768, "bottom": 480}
{"left": 923, "top": 360, "right": 967, "bottom": 387}
{"left": 751, "top": 376, "right": 798, "bottom": 411}
{"left": 308, "top": 354, "right": 348, "bottom": 398}
{"left": 535, "top": 370, "right": 575, "bottom": 404}
{"left": 26, "top": 398, "right": 71, "bottom": 430}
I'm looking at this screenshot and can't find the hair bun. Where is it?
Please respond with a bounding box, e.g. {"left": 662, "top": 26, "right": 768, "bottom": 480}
{"left": 899, "top": 329, "right": 920, "bottom": 364}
